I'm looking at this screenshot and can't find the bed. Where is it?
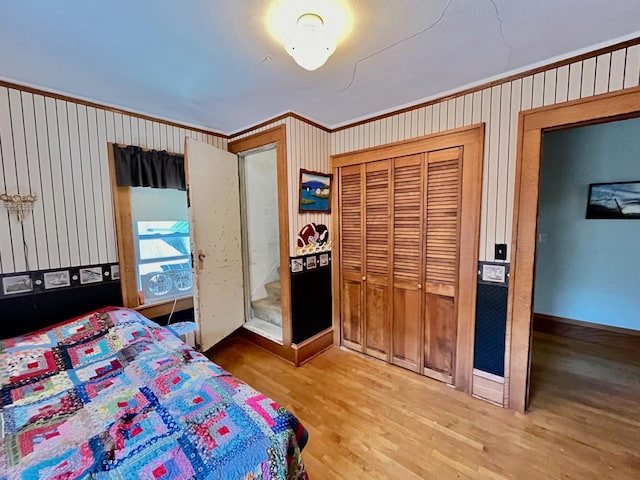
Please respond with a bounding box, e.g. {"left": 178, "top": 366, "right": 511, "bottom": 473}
{"left": 0, "top": 308, "right": 308, "bottom": 479}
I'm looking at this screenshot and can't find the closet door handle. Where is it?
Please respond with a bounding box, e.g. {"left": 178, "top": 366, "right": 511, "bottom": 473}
{"left": 362, "top": 276, "right": 367, "bottom": 281}
{"left": 417, "top": 283, "right": 422, "bottom": 289}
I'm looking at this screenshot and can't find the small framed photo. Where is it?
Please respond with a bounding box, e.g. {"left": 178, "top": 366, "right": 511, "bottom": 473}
{"left": 482, "top": 264, "right": 506, "bottom": 283}
{"left": 80, "top": 267, "right": 103, "bottom": 284}
{"left": 306, "top": 256, "right": 317, "bottom": 270}
{"left": 110, "top": 265, "right": 120, "bottom": 280}
{"left": 291, "top": 258, "right": 303, "bottom": 273}
{"left": 2, "top": 275, "right": 33, "bottom": 295}
{"left": 319, "top": 253, "right": 329, "bottom": 267}
{"left": 586, "top": 181, "right": 640, "bottom": 219}
{"left": 43, "top": 270, "right": 71, "bottom": 290}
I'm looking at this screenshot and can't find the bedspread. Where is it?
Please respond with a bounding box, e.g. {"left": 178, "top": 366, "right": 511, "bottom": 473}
{"left": 0, "top": 308, "right": 308, "bottom": 480}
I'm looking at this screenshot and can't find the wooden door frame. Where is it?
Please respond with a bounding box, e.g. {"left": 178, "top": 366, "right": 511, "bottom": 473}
{"left": 228, "top": 126, "right": 293, "bottom": 347}
{"left": 506, "top": 86, "right": 640, "bottom": 413}
{"left": 331, "top": 124, "right": 485, "bottom": 393}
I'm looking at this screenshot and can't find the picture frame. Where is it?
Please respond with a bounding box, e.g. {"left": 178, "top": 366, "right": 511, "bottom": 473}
{"left": 291, "top": 258, "right": 304, "bottom": 273}
{"left": 586, "top": 181, "right": 640, "bottom": 219}
{"left": 319, "top": 253, "right": 329, "bottom": 267}
{"left": 306, "top": 255, "right": 317, "bottom": 270}
{"left": 299, "top": 169, "right": 332, "bottom": 213}
{"left": 80, "top": 266, "right": 104, "bottom": 284}
{"left": 44, "top": 270, "right": 71, "bottom": 289}
{"left": 2, "top": 274, "right": 33, "bottom": 295}
{"left": 481, "top": 264, "right": 506, "bottom": 283}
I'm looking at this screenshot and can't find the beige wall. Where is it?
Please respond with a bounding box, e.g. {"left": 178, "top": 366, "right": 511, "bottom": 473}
{"left": 330, "top": 45, "right": 640, "bottom": 262}
{"left": 0, "top": 87, "right": 226, "bottom": 274}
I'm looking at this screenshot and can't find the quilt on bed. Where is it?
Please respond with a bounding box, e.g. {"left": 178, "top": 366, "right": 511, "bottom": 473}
{"left": 0, "top": 308, "right": 308, "bottom": 480}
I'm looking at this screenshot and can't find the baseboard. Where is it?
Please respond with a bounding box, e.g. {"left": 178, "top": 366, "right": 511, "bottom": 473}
{"left": 533, "top": 313, "right": 640, "bottom": 352}
{"left": 292, "top": 328, "right": 334, "bottom": 366}
{"left": 472, "top": 369, "right": 505, "bottom": 406}
{"left": 238, "top": 327, "right": 297, "bottom": 365}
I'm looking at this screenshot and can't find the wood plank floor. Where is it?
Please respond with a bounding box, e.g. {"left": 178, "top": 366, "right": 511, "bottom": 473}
{"left": 209, "top": 332, "right": 640, "bottom": 479}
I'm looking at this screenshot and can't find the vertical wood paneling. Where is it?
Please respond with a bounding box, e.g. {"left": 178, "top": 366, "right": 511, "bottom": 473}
{"left": 10, "top": 90, "right": 38, "bottom": 271}
{"left": 22, "top": 92, "right": 49, "bottom": 269}
{"left": 555, "top": 65, "right": 570, "bottom": 103}
{"left": 568, "top": 62, "right": 583, "bottom": 100}
{"left": 45, "top": 97, "right": 70, "bottom": 267}
{"left": 56, "top": 100, "right": 81, "bottom": 267}
{"left": 594, "top": 53, "right": 611, "bottom": 95}
{"left": 609, "top": 49, "right": 626, "bottom": 91}
{"left": 623, "top": 45, "right": 640, "bottom": 88}
{"left": 581, "top": 58, "right": 597, "bottom": 97}
{"left": 329, "top": 43, "right": 634, "bottom": 262}
{"left": 0, "top": 88, "right": 19, "bottom": 272}
{"left": 0, "top": 88, "right": 227, "bottom": 274}
{"left": 34, "top": 95, "right": 59, "bottom": 268}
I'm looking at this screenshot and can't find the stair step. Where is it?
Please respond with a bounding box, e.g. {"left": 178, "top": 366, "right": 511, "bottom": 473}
{"left": 264, "top": 280, "right": 281, "bottom": 300}
{"left": 251, "top": 297, "right": 282, "bottom": 327}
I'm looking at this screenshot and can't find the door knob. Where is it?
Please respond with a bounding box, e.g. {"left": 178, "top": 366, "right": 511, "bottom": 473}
{"left": 417, "top": 283, "right": 422, "bottom": 289}
{"left": 198, "top": 253, "right": 206, "bottom": 261}
{"left": 362, "top": 276, "right": 367, "bottom": 281}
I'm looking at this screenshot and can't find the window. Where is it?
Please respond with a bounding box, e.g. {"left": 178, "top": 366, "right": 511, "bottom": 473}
{"left": 135, "top": 220, "right": 192, "bottom": 302}
{"left": 109, "top": 144, "right": 194, "bottom": 315}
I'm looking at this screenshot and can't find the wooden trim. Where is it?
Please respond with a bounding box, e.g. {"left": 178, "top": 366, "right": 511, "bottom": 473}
{"left": 423, "top": 368, "right": 453, "bottom": 384}
{"left": 332, "top": 36, "right": 640, "bottom": 133}
{"left": 0, "top": 80, "right": 228, "bottom": 139}
{"left": 107, "top": 143, "right": 139, "bottom": 308}
{"left": 472, "top": 369, "right": 505, "bottom": 406}
{"left": 507, "top": 86, "right": 640, "bottom": 413}
{"left": 331, "top": 124, "right": 484, "bottom": 167}
{"left": 135, "top": 295, "right": 194, "bottom": 319}
{"left": 228, "top": 126, "right": 293, "bottom": 347}
{"left": 238, "top": 327, "right": 297, "bottom": 365}
{"left": 230, "top": 112, "right": 330, "bottom": 139}
{"left": 331, "top": 166, "right": 341, "bottom": 347}
{"left": 292, "top": 328, "right": 334, "bottom": 365}
{"left": 534, "top": 314, "right": 640, "bottom": 351}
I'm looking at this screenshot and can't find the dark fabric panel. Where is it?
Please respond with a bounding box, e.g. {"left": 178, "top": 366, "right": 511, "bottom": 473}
{"left": 0, "top": 282, "right": 123, "bottom": 339}
{"left": 114, "top": 145, "right": 185, "bottom": 190}
{"left": 474, "top": 282, "right": 508, "bottom": 376}
{"left": 290, "top": 254, "right": 332, "bottom": 344}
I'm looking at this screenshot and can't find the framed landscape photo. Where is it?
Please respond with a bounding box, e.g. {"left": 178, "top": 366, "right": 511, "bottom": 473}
{"left": 586, "top": 181, "right": 640, "bottom": 219}
{"left": 299, "top": 169, "right": 332, "bottom": 213}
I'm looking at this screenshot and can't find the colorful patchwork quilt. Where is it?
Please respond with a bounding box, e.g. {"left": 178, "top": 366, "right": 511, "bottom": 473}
{"left": 0, "top": 308, "right": 308, "bottom": 480}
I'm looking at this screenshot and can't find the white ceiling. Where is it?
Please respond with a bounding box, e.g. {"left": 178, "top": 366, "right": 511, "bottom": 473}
{"left": 1, "top": 0, "right": 639, "bottom": 134}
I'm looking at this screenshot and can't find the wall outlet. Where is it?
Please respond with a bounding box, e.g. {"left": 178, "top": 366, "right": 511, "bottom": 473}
{"left": 495, "top": 243, "right": 507, "bottom": 261}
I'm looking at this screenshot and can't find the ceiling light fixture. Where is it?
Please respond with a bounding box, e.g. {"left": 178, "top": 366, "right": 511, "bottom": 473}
{"left": 284, "top": 13, "right": 337, "bottom": 71}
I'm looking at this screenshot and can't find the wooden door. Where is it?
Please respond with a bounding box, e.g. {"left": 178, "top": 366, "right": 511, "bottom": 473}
{"left": 390, "top": 154, "right": 424, "bottom": 372}
{"left": 423, "top": 147, "right": 463, "bottom": 383}
{"left": 339, "top": 164, "right": 364, "bottom": 352}
{"left": 363, "top": 160, "right": 392, "bottom": 360}
{"left": 185, "top": 138, "right": 245, "bottom": 351}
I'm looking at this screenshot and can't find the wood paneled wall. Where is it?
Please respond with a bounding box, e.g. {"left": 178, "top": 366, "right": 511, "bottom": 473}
{"left": 330, "top": 44, "right": 640, "bottom": 262}
{"left": 230, "top": 116, "right": 331, "bottom": 256}
{"left": 0, "top": 86, "right": 227, "bottom": 274}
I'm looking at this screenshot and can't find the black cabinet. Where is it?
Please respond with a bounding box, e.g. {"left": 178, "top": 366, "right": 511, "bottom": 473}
{"left": 290, "top": 253, "right": 332, "bottom": 344}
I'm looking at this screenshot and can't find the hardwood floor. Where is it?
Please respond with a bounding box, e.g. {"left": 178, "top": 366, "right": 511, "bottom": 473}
{"left": 209, "top": 333, "right": 640, "bottom": 479}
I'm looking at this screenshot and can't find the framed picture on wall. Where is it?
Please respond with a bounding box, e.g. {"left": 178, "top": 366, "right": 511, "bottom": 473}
{"left": 2, "top": 275, "right": 33, "bottom": 295}
{"left": 299, "top": 169, "right": 332, "bottom": 213}
{"left": 586, "top": 181, "right": 640, "bottom": 219}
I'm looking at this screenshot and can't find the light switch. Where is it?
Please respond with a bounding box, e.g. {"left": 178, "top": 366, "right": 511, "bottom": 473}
{"left": 495, "top": 243, "right": 507, "bottom": 261}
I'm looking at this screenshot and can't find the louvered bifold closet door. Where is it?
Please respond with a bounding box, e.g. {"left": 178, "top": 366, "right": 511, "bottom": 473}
{"left": 391, "top": 154, "right": 424, "bottom": 372}
{"left": 364, "top": 160, "right": 392, "bottom": 360}
{"left": 339, "top": 164, "right": 365, "bottom": 352}
{"left": 423, "top": 147, "right": 463, "bottom": 383}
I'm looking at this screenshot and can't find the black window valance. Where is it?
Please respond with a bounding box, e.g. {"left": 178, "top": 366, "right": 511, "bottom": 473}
{"left": 113, "top": 145, "right": 186, "bottom": 191}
